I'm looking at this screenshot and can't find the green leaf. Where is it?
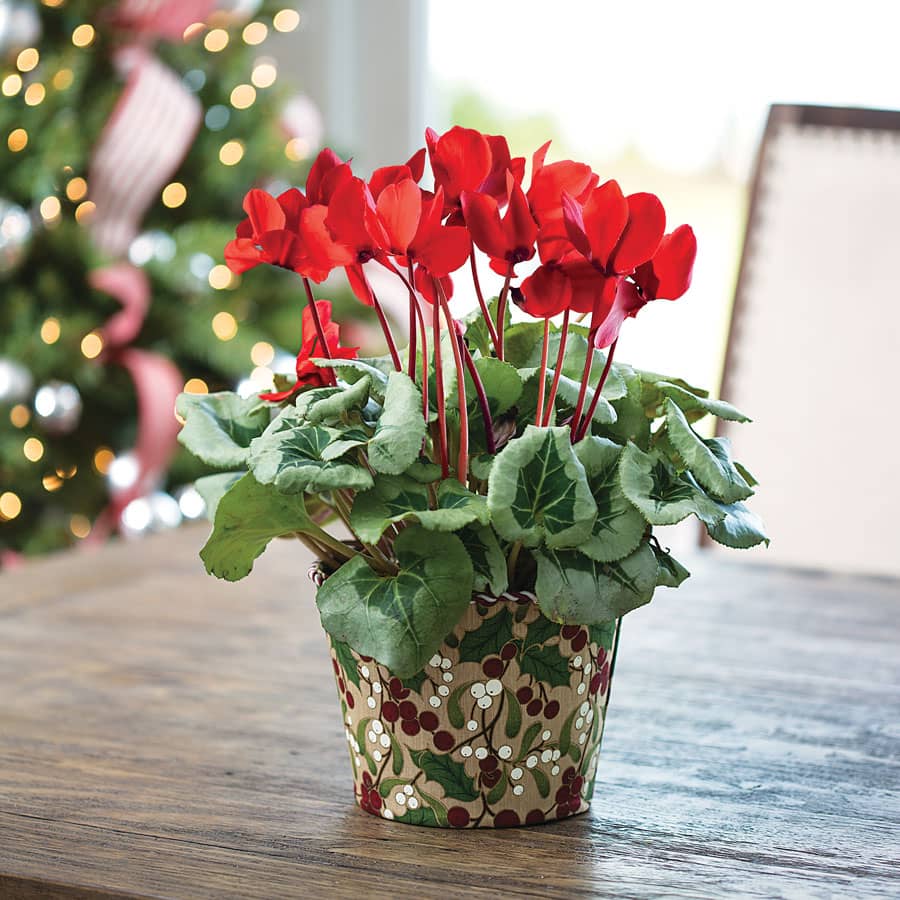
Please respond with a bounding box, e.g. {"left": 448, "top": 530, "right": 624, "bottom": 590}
{"left": 379, "top": 776, "right": 408, "bottom": 798}
{"left": 534, "top": 544, "right": 659, "bottom": 624}
{"left": 558, "top": 706, "right": 578, "bottom": 756}
{"left": 447, "top": 682, "right": 468, "bottom": 729}
{"left": 457, "top": 606, "right": 515, "bottom": 663}
{"left": 331, "top": 639, "right": 361, "bottom": 688}
{"left": 528, "top": 765, "right": 551, "bottom": 798}
{"left": 504, "top": 688, "right": 522, "bottom": 739}
{"left": 350, "top": 475, "right": 488, "bottom": 544}
{"left": 523, "top": 615, "right": 560, "bottom": 649}
{"left": 199, "top": 474, "right": 318, "bottom": 581}
{"left": 194, "top": 471, "right": 243, "bottom": 522}
{"left": 499, "top": 321, "right": 543, "bottom": 368}
{"left": 462, "top": 296, "right": 511, "bottom": 358}
{"left": 519, "top": 641, "right": 571, "bottom": 688}
{"left": 318, "top": 426, "right": 371, "bottom": 462}
{"left": 665, "top": 400, "right": 754, "bottom": 503}
{"left": 315, "top": 527, "right": 474, "bottom": 677}
{"left": 487, "top": 425, "right": 597, "bottom": 549}
{"left": 604, "top": 367, "right": 651, "bottom": 448}
{"left": 389, "top": 730, "right": 405, "bottom": 776}
{"left": 466, "top": 357, "right": 523, "bottom": 417}
{"left": 295, "top": 376, "right": 371, "bottom": 425}
{"left": 395, "top": 805, "right": 440, "bottom": 827}
{"left": 589, "top": 621, "right": 618, "bottom": 650}
{"left": 458, "top": 525, "right": 508, "bottom": 595}
{"left": 315, "top": 358, "right": 390, "bottom": 401}
{"left": 486, "top": 771, "right": 509, "bottom": 805}
{"left": 619, "top": 442, "right": 725, "bottom": 526}
{"left": 176, "top": 391, "right": 270, "bottom": 468}
{"left": 367, "top": 371, "right": 427, "bottom": 475}
{"left": 658, "top": 381, "right": 750, "bottom": 423}
{"left": 248, "top": 422, "right": 373, "bottom": 494}
{"left": 701, "top": 500, "right": 770, "bottom": 549}
{"left": 401, "top": 670, "right": 428, "bottom": 693}
{"left": 415, "top": 787, "right": 449, "bottom": 826}
{"left": 409, "top": 749, "right": 479, "bottom": 802}
{"left": 404, "top": 458, "right": 443, "bottom": 483}
{"left": 652, "top": 544, "right": 691, "bottom": 588}
{"left": 574, "top": 437, "right": 647, "bottom": 563}
{"left": 518, "top": 721, "right": 542, "bottom": 759}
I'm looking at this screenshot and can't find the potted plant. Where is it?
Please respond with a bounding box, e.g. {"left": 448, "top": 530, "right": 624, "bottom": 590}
{"left": 177, "top": 127, "right": 767, "bottom": 828}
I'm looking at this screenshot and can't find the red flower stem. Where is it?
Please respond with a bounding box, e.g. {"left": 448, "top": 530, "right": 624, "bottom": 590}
{"left": 459, "top": 335, "right": 496, "bottom": 454}
{"left": 407, "top": 296, "right": 417, "bottom": 380}
{"left": 368, "top": 287, "right": 402, "bottom": 372}
{"left": 437, "top": 281, "right": 468, "bottom": 485}
{"left": 535, "top": 318, "right": 550, "bottom": 426}
{"left": 576, "top": 338, "right": 617, "bottom": 442}
{"left": 301, "top": 277, "right": 336, "bottom": 386}
{"left": 542, "top": 308, "right": 570, "bottom": 426}
{"left": 570, "top": 322, "right": 597, "bottom": 439}
{"left": 495, "top": 267, "right": 513, "bottom": 360}
{"left": 431, "top": 288, "right": 450, "bottom": 479}
{"left": 469, "top": 239, "right": 500, "bottom": 353}
{"left": 416, "top": 298, "right": 430, "bottom": 424}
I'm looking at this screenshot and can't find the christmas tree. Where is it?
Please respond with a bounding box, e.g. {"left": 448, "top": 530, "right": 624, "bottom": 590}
{"left": 0, "top": 0, "right": 362, "bottom": 558}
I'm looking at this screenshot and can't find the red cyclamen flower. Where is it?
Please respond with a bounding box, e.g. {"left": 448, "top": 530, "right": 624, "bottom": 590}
{"left": 260, "top": 300, "right": 358, "bottom": 401}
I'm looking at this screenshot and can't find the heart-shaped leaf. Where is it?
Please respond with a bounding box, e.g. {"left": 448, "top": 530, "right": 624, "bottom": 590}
{"left": 458, "top": 524, "right": 508, "bottom": 595}
{"left": 574, "top": 436, "right": 647, "bottom": 563}
{"left": 295, "top": 376, "right": 370, "bottom": 426}
{"left": 534, "top": 543, "right": 658, "bottom": 624}
{"left": 658, "top": 381, "right": 750, "bottom": 423}
{"left": 200, "top": 474, "right": 319, "bottom": 581}
{"left": 194, "top": 471, "right": 243, "bottom": 521}
{"left": 619, "top": 442, "right": 725, "bottom": 526}
{"left": 315, "top": 526, "right": 474, "bottom": 677}
{"left": 350, "top": 475, "right": 488, "bottom": 544}
{"left": 368, "top": 371, "right": 427, "bottom": 475}
{"left": 664, "top": 400, "right": 753, "bottom": 503}
{"left": 652, "top": 543, "right": 691, "bottom": 587}
{"left": 701, "top": 499, "right": 770, "bottom": 549}
{"left": 487, "top": 425, "right": 597, "bottom": 549}
{"left": 603, "top": 367, "right": 651, "bottom": 448}
{"left": 314, "top": 357, "right": 390, "bottom": 401}
{"left": 176, "top": 391, "right": 270, "bottom": 468}
{"left": 249, "top": 421, "right": 373, "bottom": 494}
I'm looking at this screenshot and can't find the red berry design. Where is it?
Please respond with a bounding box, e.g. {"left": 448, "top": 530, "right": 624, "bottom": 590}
{"left": 419, "top": 711, "right": 439, "bottom": 732}
{"left": 571, "top": 630, "right": 588, "bottom": 652}
{"left": 368, "top": 788, "right": 382, "bottom": 810}
{"left": 589, "top": 673, "right": 603, "bottom": 695}
{"left": 362, "top": 771, "right": 373, "bottom": 788}
{"left": 482, "top": 657, "right": 503, "bottom": 678}
{"left": 516, "top": 686, "right": 533, "bottom": 703}
{"left": 500, "top": 641, "right": 518, "bottom": 660}
{"left": 398, "top": 700, "right": 417, "bottom": 720}
{"left": 478, "top": 754, "right": 498, "bottom": 772}
{"left": 481, "top": 769, "right": 501, "bottom": 788}
{"left": 447, "top": 806, "right": 470, "bottom": 828}
{"left": 571, "top": 775, "right": 584, "bottom": 795}
{"left": 544, "top": 700, "right": 560, "bottom": 719}
{"left": 526, "top": 698, "right": 543, "bottom": 716}
{"left": 525, "top": 809, "right": 545, "bottom": 825}
{"left": 332, "top": 659, "right": 340, "bottom": 675}
{"left": 433, "top": 730, "right": 454, "bottom": 751}
{"left": 388, "top": 677, "right": 409, "bottom": 699}
{"left": 382, "top": 700, "right": 400, "bottom": 722}
{"left": 561, "top": 624, "right": 579, "bottom": 639}
{"left": 344, "top": 691, "right": 355, "bottom": 709}
{"left": 401, "top": 718, "right": 421, "bottom": 736}
{"left": 337, "top": 677, "right": 345, "bottom": 694}
{"left": 555, "top": 785, "right": 571, "bottom": 804}
{"left": 494, "top": 809, "right": 521, "bottom": 828}
{"left": 562, "top": 766, "right": 577, "bottom": 783}
{"left": 555, "top": 802, "right": 572, "bottom": 820}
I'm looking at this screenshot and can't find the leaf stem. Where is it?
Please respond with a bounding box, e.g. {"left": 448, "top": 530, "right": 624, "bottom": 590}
{"left": 301, "top": 278, "right": 336, "bottom": 385}
{"left": 507, "top": 539, "right": 523, "bottom": 587}
{"left": 469, "top": 239, "right": 500, "bottom": 353}
{"left": 575, "top": 338, "right": 617, "bottom": 442}
{"left": 431, "top": 289, "right": 450, "bottom": 478}
{"left": 570, "top": 321, "right": 597, "bottom": 440}
{"left": 495, "top": 266, "right": 513, "bottom": 360}
{"left": 535, "top": 318, "right": 550, "bottom": 426}
{"left": 459, "top": 334, "right": 496, "bottom": 454}
{"left": 542, "top": 308, "right": 570, "bottom": 426}
{"left": 437, "top": 280, "right": 468, "bottom": 484}
{"left": 369, "top": 285, "right": 402, "bottom": 372}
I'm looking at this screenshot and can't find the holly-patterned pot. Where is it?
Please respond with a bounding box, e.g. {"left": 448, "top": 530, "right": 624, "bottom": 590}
{"left": 317, "top": 575, "right": 620, "bottom": 828}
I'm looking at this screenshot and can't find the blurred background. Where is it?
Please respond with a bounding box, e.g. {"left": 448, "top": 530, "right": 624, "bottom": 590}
{"left": 2, "top": 0, "right": 898, "bottom": 574}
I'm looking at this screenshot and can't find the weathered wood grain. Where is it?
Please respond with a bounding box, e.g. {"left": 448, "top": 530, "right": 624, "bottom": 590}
{"left": 0, "top": 528, "right": 898, "bottom": 899}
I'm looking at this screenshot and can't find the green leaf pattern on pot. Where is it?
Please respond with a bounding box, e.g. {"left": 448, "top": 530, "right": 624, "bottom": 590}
{"left": 327, "top": 594, "right": 617, "bottom": 827}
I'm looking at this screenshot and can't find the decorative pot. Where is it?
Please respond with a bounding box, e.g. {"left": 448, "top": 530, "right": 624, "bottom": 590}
{"left": 313, "top": 568, "right": 620, "bottom": 828}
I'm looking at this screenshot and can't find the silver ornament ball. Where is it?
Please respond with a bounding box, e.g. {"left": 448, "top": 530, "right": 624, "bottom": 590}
{"left": 0, "top": 1, "right": 41, "bottom": 58}
{"left": 0, "top": 199, "right": 32, "bottom": 275}
{"left": 0, "top": 356, "right": 33, "bottom": 404}
{"left": 119, "top": 491, "right": 183, "bottom": 539}
{"left": 174, "top": 484, "right": 206, "bottom": 521}
{"left": 33, "top": 380, "right": 82, "bottom": 434}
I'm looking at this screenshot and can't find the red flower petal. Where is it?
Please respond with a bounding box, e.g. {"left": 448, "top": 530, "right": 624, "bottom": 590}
{"left": 414, "top": 224, "right": 470, "bottom": 277}
{"left": 224, "top": 237, "right": 261, "bottom": 274}
{"left": 564, "top": 257, "right": 618, "bottom": 316}
{"left": 634, "top": 224, "right": 697, "bottom": 300}
{"left": 503, "top": 180, "right": 538, "bottom": 260}
{"left": 345, "top": 263, "right": 375, "bottom": 306}
{"left": 593, "top": 279, "right": 646, "bottom": 349}
{"left": 582, "top": 180, "right": 628, "bottom": 268}
{"left": 276, "top": 188, "right": 309, "bottom": 231}
{"left": 561, "top": 191, "right": 591, "bottom": 258}
{"left": 326, "top": 177, "right": 375, "bottom": 252}
{"left": 460, "top": 191, "right": 507, "bottom": 261}
{"left": 306, "top": 148, "right": 345, "bottom": 205}
{"left": 376, "top": 179, "right": 422, "bottom": 254}
{"left": 609, "top": 192, "right": 666, "bottom": 274}
{"left": 298, "top": 206, "right": 353, "bottom": 280}
{"left": 243, "top": 189, "right": 285, "bottom": 236}
{"left": 519, "top": 264, "right": 572, "bottom": 318}
{"left": 429, "top": 126, "right": 492, "bottom": 206}
{"left": 405, "top": 147, "right": 427, "bottom": 182}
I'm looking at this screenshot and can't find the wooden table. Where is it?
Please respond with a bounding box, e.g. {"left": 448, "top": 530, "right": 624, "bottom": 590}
{"left": 1, "top": 529, "right": 898, "bottom": 899}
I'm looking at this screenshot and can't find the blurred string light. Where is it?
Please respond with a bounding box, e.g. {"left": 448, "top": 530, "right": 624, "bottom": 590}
{"left": 243, "top": 22, "right": 268, "bottom": 45}
{"left": 53, "top": 69, "right": 74, "bottom": 91}
{"left": 8, "top": 128, "right": 28, "bottom": 152}
{"left": 251, "top": 341, "right": 275, "bottom": 366}
{"left": 16, "top": 48, "right": 39, "bottom": 72}
{"left": 183, "top": 69, "right": 206, "bottom": 92}
{"left": 251, "top": 60, "right": 277, "bottom": 89}
{"left": 284, "top": 138, "right": 308, "bottom": 161}
{"left": 42, "top": 473, "right": 64, "bottom": 492}
{"left": 40, "top": 317, "right": 61, "bottom": 344}
{"left": 56, "top": 464, "right": 77, "bottom": 479}
{"left": 0, "top": 492, "right": 22, "bottom": 521}
{"left": 41, "top": 0, "right": 65, "bottom": 8}
{"left": 2, "top": 74, "right": 22, "bottom": 96}
{"left": 183, "top": 377, "right": 208, "bottom": 395}
{"left": 219, "top": 139, "right": 244, "bottom": 165}
{"left": 230, "top": 83, "right": 256, "bottom": 109}
{"left": 24, "top": 83, "right": 45, "bottom": 106}
{"left": 273, "top": 9, "right": 301, "bottom": 32}
{"left": 162, "top": 182, "right": 187, "bottom": 208}
{"left": 208, "top": 264, "right": 234, "bottom": 289}
{"left": 183, "top": 22, "right": 205, "bottom": 42}
{"left": 23, "top": 437, "right": 44, "bottom": 462}
{"left": 39, "top": 196, "right": 61, "bottom": 223}
{"left": 205, "top": 104, "right": 230, "bottom": 131}
{"left": 74, "top": 200, "right": 96, "bottom": 223}
{"left": 71, "top": 24, "right": 95, "bottom": 47}
{"left": 204, "top": 28, "right": 229, "bottom": 52}
{"left": 66, "top": 177, "right": 88, "bottom": 201}
{"left": 10, "top": 405, "right": 30, "bottom": 428}
{"left": 212, "top": 311, "right": 238, "bottom": 340}
{"left": 80, "top": 332, "right": 103, "bottom": 359}
{"left": 70, "top": 514, "right": 91, "bottom": 538}
{"left": 93, "top": 447, "right": 114, "bottom": 474}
